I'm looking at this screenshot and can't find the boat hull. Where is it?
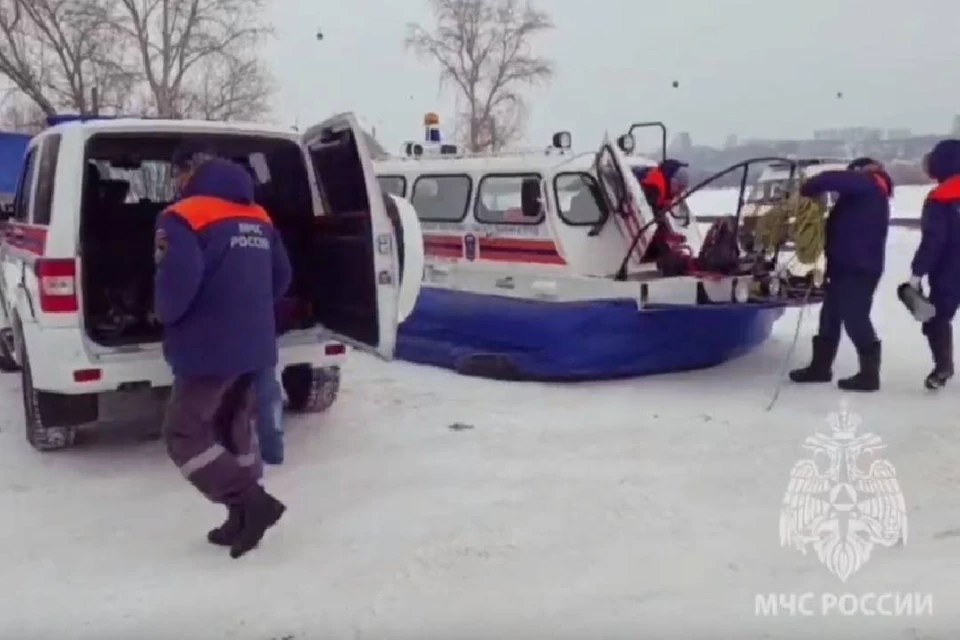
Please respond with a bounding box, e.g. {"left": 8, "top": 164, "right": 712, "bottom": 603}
{"left": 396, "top": 288, "right": 786, "bottom": 380}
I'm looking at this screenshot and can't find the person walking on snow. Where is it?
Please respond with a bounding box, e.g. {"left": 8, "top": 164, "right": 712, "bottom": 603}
{"left": 908, "top": 140, "right": 960, "bottom": 390}
{"left": 156, "top": 143, "right": 292, "bottom": 558}
{"left": 789, "top": 157, "right": 893, "bottom": 392}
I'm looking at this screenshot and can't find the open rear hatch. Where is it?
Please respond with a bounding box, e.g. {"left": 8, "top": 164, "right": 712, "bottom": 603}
{"left": 79, "top": 114, "right": 422, "bottom": 361}
{"left": 300, "top": 112, "right": 422, "bottom": 359}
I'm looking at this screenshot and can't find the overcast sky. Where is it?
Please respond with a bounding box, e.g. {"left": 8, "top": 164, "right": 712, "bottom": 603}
{"left": 264, "top": 0, "right": 958, "bottom": 153}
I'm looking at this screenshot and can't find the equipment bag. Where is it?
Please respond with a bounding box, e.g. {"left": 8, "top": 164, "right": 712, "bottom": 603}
{"left": 897, "top": 282, "right": 936, "bottom": 323}
{"left": 697, "top": 216, "right": 741, "bottom": 274}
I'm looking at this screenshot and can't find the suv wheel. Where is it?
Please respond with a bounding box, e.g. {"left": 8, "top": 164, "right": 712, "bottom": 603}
{"left": 21, "top": 348, "right": 79, "bottom": 452}
{"left": 281, "top": 364, "right": 341, "bottom": 413}
{"left": 0, "top": 327, "right": 19, "bottom": 372}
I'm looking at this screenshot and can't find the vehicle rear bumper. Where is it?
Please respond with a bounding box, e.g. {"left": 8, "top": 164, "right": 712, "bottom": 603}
{"left": 21, "top": 323, "right": 347, "bottom": 394}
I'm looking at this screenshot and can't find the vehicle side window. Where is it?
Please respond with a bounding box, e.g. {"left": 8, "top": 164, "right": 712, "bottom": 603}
{"left": 554, "top": 172, "right": 607, "bottom": 225}
{"left": 411, "top": 174, "right": 471, "bottom": 222}
{"left": 475, "top": 173, "right": 542, "bottom": 225}
{"left": 32, "top": 134, "right": 60, "bottom": 225}
{"left": 377, "top": 175, "right": 406, "bottom": 198}
{"left": 12, "top": 147, "right": 37, "bottom": 222}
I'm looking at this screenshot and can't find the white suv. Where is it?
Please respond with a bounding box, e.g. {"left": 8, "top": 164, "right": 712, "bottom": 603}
{"left": 0, "top": 113, "right": 423, "bottom": 452}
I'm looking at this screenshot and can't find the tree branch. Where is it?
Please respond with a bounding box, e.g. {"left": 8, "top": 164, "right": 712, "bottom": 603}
{"left": 406, "top": 0, "right": 554, "bottom": 151}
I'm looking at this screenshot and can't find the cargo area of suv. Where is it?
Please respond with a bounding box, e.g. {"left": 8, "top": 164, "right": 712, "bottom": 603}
{"left": 79, "top": 129, "right": 381, "bottom": 349}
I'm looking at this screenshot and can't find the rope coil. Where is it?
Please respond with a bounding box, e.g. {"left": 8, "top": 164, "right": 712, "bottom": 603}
{"left": 752, "top": 174, "right": 828, "bottom": 267}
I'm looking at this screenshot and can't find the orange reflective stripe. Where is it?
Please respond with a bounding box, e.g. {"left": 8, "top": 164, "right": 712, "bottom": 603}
{"left": 929, "top": 175, "right": 960, "bottom": 202}
{"left": 870, "top": 173, "right": 890, "bottom": 197}
{"left": 168, "top": 195, "right": 271, "bottom": 231}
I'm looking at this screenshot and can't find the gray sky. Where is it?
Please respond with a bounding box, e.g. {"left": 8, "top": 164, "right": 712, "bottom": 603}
{"left": 265, "top": 0, "right": 958, "bottom": 152}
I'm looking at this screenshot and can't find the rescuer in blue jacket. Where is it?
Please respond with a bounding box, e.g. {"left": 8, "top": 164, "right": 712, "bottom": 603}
{"left": 789, "top": 157, "right": 892, "bottom": 392}
{"left": 156, "top": 144, "right": 292, "bottom": 558}
{"left": 909, "top": 139, "right": 960, "bottom": 390}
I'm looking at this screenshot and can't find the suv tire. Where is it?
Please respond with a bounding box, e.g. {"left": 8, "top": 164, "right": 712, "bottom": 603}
{"left": 21, "top": 348, "right": 79, "bottom": 451}
{"left": 281, "top": 364, "right": 341, "bottom": 413}
{"left": 0, "top": 327, "right": 19, "bottom": 372}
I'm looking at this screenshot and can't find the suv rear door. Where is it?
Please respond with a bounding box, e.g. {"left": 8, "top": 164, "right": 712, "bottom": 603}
{"left": 302, "top": 113, "right": 421, "bottom": 360}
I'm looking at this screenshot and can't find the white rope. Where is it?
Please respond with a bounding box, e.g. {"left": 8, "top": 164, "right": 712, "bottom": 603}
{"left": 765, "top": 283, "right": 814, "bottom": 411}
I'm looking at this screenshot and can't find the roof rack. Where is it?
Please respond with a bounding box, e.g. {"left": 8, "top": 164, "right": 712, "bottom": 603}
{"left": 46, "top": 114, "right": 124, "bottom": 127}
{"left": 392, "top": 146, "right": 575, "bottom": 161}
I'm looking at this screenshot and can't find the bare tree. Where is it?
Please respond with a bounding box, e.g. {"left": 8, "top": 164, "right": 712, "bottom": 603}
{"left": 406, "top": 0, "right": 554, "bottom": 152}
{"left": 113, "top": 0, "right": 273, "bottom": 119}
{"left": 0, "top": 0, "right": 135, "bottom": 115}
{"left": 0, "top": 0, "right": 274, "bottom": 123}
{"left": 177, "top": 53, "right": 272, "bottom": 120}
{"left": 0, "top": 89, "right": 46, "bottom": 132}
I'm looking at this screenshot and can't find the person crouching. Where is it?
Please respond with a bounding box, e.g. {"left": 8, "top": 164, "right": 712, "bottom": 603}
{"left": 909, "top": 140, "right": 960, "bottom": 389}
{"left": 789, "top": 157, "right": 893, "bottom": 392}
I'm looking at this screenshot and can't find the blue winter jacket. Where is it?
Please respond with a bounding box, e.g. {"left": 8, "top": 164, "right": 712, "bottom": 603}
{"left": 154, "top": 158, "right": 293, "bottom": 377}
{"left": 911, "top": 139, "right": 960, "bottom": 313}
{"left": 800, "top": 169, "right": 892, "bottom": 277}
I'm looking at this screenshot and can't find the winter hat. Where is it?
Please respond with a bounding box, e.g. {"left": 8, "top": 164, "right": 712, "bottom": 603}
{"left": 847, "top": 157, "right": 882, "bottom": 171}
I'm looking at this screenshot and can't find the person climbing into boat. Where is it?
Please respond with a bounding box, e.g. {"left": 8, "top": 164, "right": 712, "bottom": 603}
{"left": 789, "top": 157, "right": 893, "bottom": 392}
{"left": 632, "top": 159, "right": 691, "bottom": 266}
{"left": 908, "top": 139, "right": 960, "bottom": 390}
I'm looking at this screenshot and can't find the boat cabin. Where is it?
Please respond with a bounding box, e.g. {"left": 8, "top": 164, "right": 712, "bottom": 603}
{"left": 374, "top": 116, "right": 687, "bottom": 280}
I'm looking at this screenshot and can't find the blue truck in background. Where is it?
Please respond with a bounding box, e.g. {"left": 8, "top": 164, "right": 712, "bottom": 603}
{"left": 0, "top": 131, "right": 31, "bottom": 215}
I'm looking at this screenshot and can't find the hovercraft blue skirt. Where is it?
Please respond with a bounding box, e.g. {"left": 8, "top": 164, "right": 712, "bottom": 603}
{"left": 396, "top": 288, "right": 785, "bottom": 380}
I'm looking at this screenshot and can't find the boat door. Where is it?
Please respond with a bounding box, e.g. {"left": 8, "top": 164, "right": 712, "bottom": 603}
{"left": 542, "top": 167, "right": 622, "bottom": 277}
{"left": 302, "top": 113, "right": 422, "bottom": 360}
{"left": 595, "top": 135, "right": 657, "bottom": 266}
{"left": 541, "top": 138, "right": 655, "bottom": 277}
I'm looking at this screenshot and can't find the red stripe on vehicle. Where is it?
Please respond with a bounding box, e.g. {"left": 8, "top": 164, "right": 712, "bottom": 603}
{"left": 478, "top": 237, "right": 566, "bottom": 265}
{"left": 2, "top": 222, "right": 47, "bottom": 255}
{"left": 423, "top": 234, "right": 464, "bottom": 258}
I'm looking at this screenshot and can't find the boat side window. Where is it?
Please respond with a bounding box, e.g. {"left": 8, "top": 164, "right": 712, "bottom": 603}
{"left": 378, "top": 175, "right": 406, "bottom": 198}
{"left": 411, "top": 173, "right": 471, "bottom": 222}
{"left": 475, "top": 173, "right": 542, "bottom": 224}
{"left": 554, "top": 172, "right": 607, "bottom": 226}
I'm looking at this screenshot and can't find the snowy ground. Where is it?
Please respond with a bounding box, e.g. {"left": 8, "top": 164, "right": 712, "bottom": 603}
{"left": 1, "top": 229, "right": 958, "bottom": 639}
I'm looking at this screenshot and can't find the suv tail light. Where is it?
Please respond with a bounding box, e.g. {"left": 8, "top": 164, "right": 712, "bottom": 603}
{"left": 35, "top": 258, "right": 78, "bottom": 313}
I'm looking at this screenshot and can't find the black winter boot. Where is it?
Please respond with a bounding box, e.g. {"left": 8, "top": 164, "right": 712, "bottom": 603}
{"left": 925, "top": 324, "right": 954, "bottom": 390}
{"left": 207, "top": 505, "right": 243, "bottom": 546}
{"left": 789, "top": 336, "right": 839, "bottom": 383}
{"left": 230, "top": 485, "right": 286, "bottom": 559}
{"left": 838, "top": 341, "right": 881, "bottom": 392}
